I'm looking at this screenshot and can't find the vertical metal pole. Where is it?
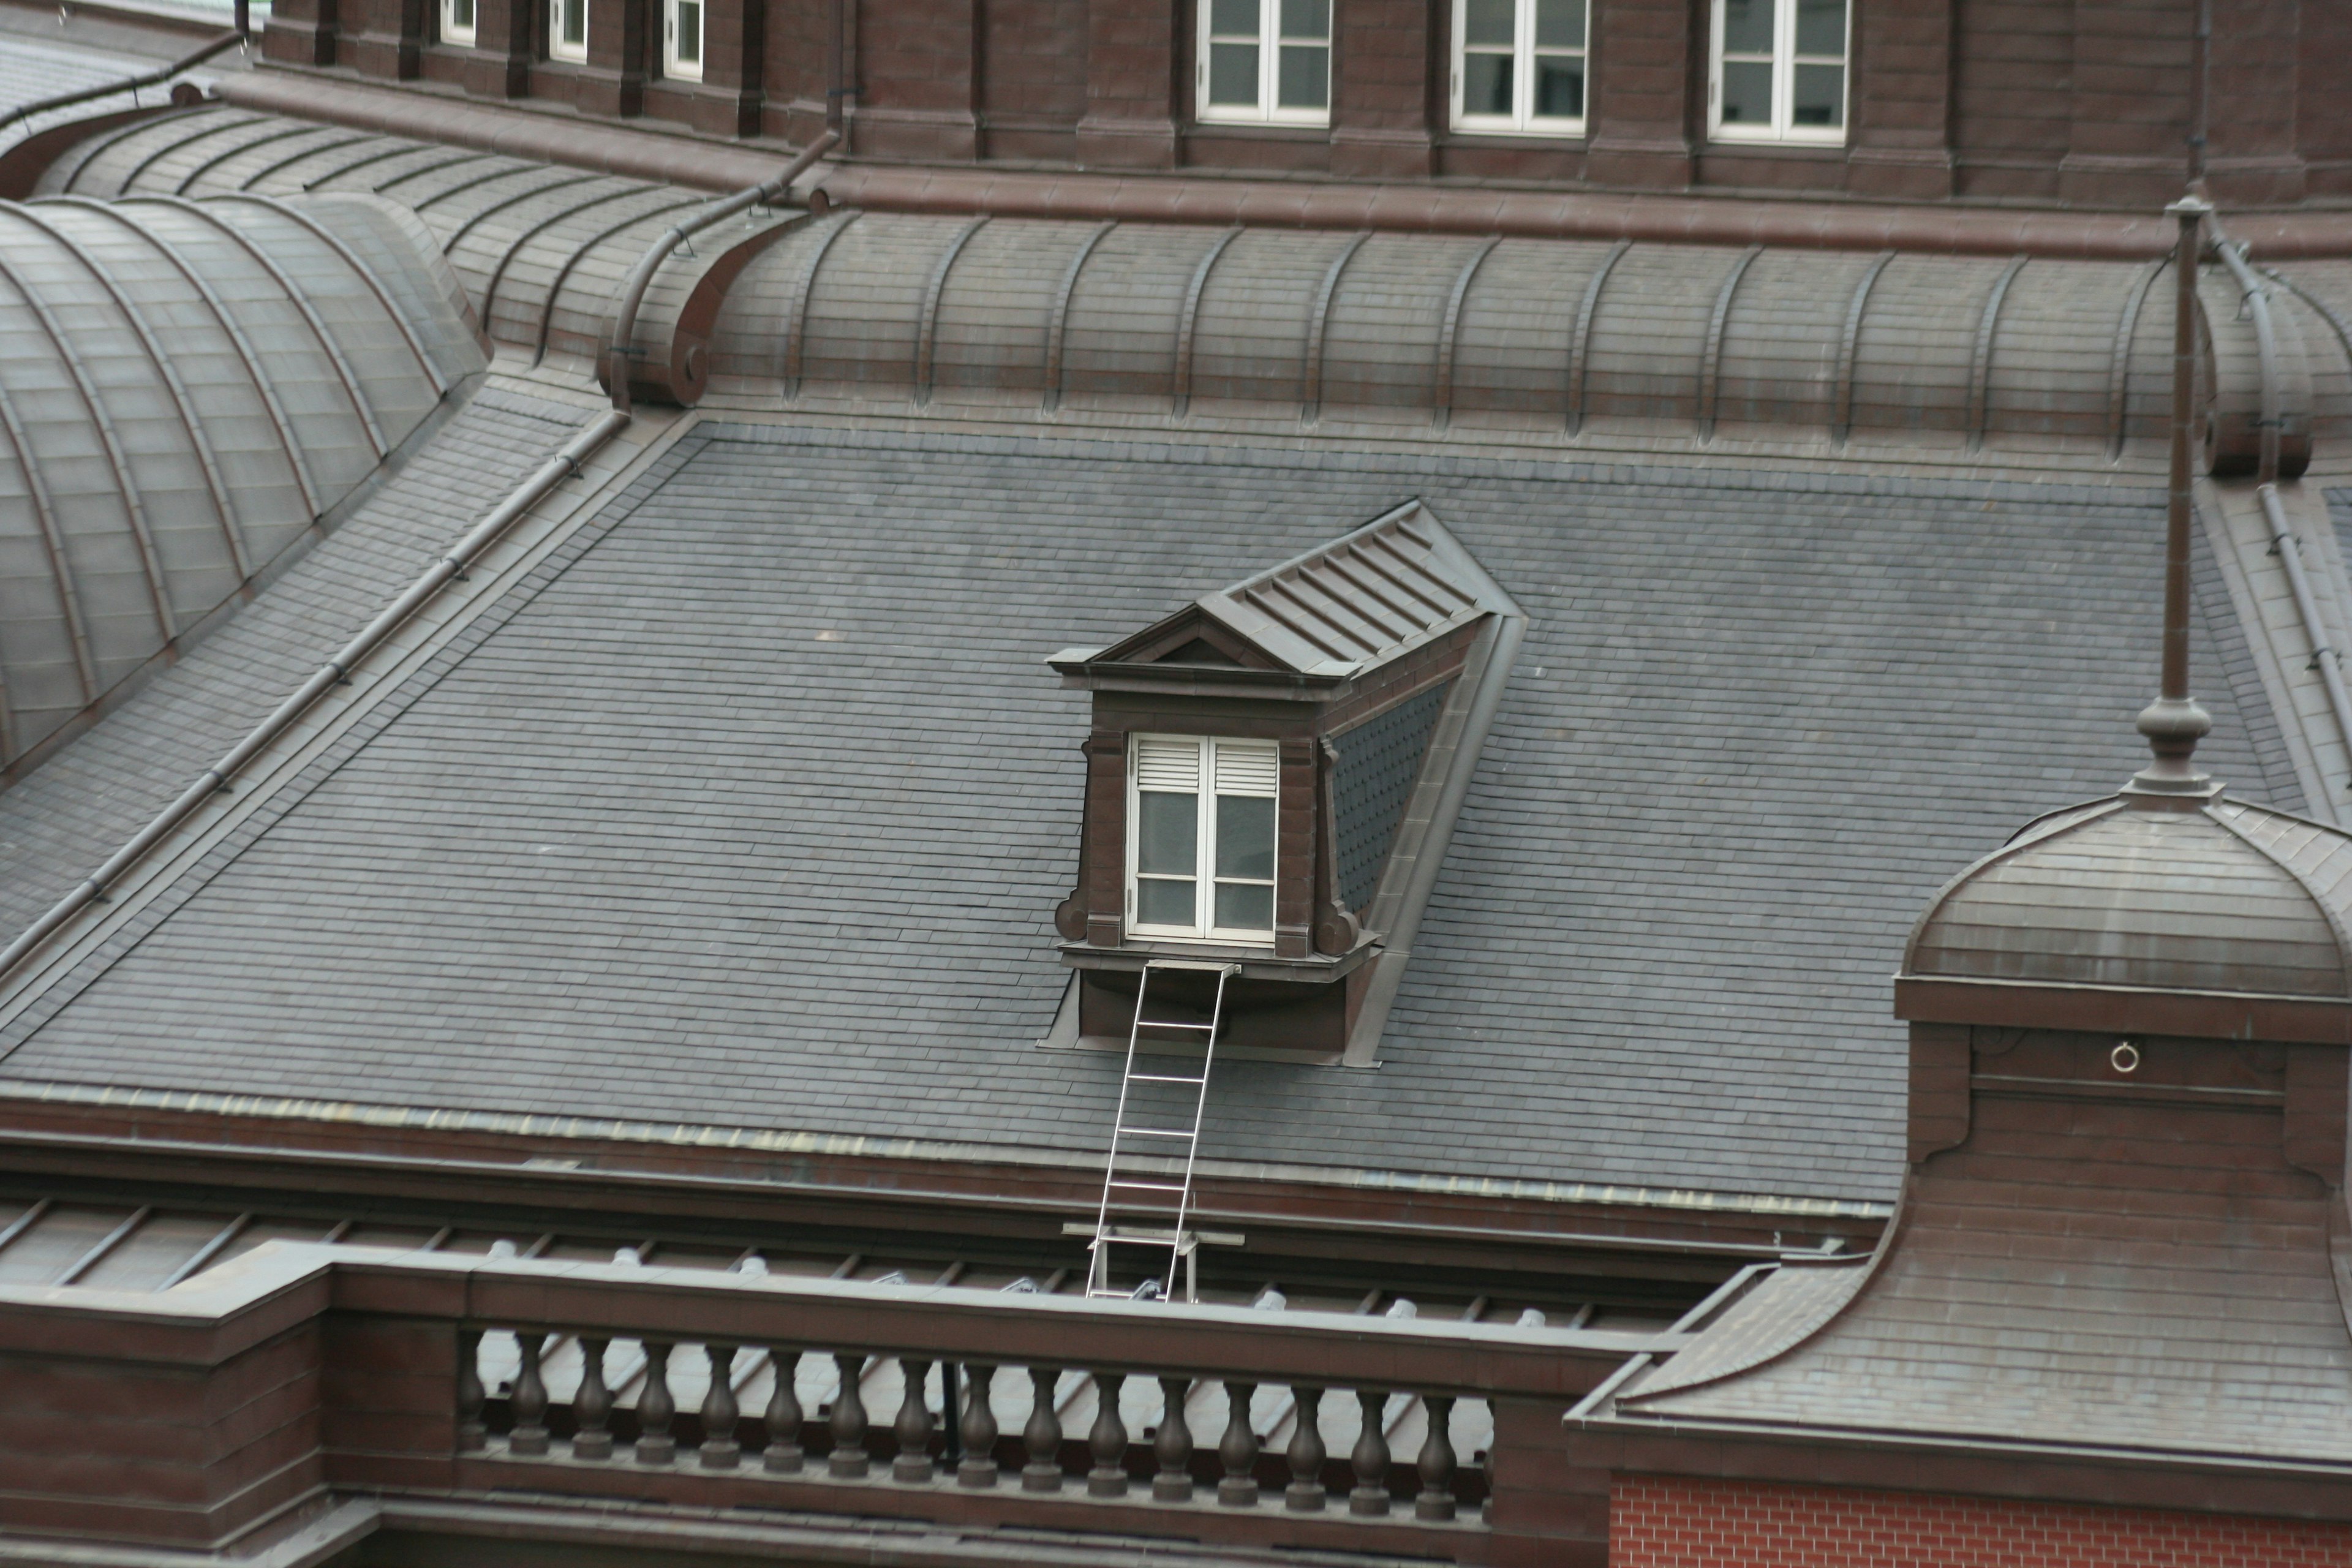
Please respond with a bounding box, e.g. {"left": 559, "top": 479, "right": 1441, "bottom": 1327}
{"left": 2163, "top": 197, "right": 2209, "bottom": 706}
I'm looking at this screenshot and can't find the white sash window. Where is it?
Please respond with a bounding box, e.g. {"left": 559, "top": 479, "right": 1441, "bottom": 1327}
{"left": 1197, "top": 0, "right": 1332, "bottom": 127}
{"left": 1709, "top": 0, "right": 1848, "bottom": 143}
{"left": 664, "top": 0, "right": 703, "bottom": 80}
{"left": 441, "top": 0, "right": 475, "bottom": 46}
{"left": 549, "top": 0, "right": 588, "bottom": 62}
{"left": 1452, "top": 0, "right": 1587, "bottom": 137}
{"left": 1128, "top": 735, "right": 1280, "bottom": 943}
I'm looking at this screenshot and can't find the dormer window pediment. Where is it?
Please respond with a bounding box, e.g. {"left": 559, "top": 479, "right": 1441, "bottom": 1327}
{"left": 1044, "top": 500, "right": 1525, "bottom": 1062}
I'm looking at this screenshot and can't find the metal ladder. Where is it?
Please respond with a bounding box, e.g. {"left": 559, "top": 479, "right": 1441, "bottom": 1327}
{"left": 1085, "top": 959, "right": 1237, "bottom": 1302}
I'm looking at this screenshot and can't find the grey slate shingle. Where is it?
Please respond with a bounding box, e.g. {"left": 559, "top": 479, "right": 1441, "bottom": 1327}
{"left": 0, "top": 423, "right": 2291, "bottom": 1208}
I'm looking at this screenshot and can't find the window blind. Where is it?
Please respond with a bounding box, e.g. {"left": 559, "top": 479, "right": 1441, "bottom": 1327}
{"left": 1213, "top": 741, "right": 1280, "bottom": 797}
{"left": 1136, "top": 736, "right": 1204, "bottom": 792}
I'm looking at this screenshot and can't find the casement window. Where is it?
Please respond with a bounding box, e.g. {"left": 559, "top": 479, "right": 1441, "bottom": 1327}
{"left": 663, "top": 0, "right": 703, "bottom": 80}
{"left": 1197, "top": 0, "right": 1331, "bottom": 127}
{"left": 1452, "top": 0, "right": 1586, "bottom": 136}
{"left": 549, "top": 0, "right": 588, "bottom": 62}
{"left": 441, "top": 0, "right": 476, "bottom": 45}
{"left": 1708, "top": 0, "right": 1848, "bottom": 145}
{"left": 1128, "top": 735, "right": 1280, "bottom": 942}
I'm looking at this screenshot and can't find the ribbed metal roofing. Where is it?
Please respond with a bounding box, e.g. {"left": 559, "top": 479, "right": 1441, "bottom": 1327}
{"left": 1904, "top": 796, "right": 2352, "bottom": 998}
{"left": 0, "top": 189, "right": 482, "bottom": 769}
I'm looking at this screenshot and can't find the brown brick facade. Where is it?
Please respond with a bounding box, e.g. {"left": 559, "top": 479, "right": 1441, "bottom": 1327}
{"left": 1611, "top": 1476, "right": 2352, "bottom": 1567}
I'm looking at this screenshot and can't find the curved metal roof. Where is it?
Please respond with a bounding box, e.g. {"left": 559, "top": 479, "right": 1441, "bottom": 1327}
{"left": 0, "top": 189, "right": 482, "bottom": 771}
{"left": 1903, "top": 796, "right": 2352, "bottom": 999}
{"left": 699, "top": 211, "right": 2352, "bottom": 451}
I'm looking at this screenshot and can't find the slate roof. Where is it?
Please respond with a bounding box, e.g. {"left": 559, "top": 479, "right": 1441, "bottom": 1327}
{"left": 0, "top": 30, "right": 232, "bottom": 158}
{"left": 0, "top": 423, "right": 2299, "bottom": 1208}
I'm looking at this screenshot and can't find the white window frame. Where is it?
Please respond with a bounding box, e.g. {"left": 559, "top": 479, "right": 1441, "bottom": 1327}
{"left": 663, "top": 0, "right": 704, "bottom": 80}
{"left": 548, "top": 0, "right": 589, "bottom": 63}
{"left": 1707, "top": 0, "right": 1849, "bottom": 146}
{"left": 1449, "top": 0, "right": 1588, "bottom": 138}
{"left": 1195, "top": 0, "right": 1332, "bottom": 128}
{"left": 1125, "top": 734, "right": 1281, "bottom": 946}
{"left": 440, "top": 0, "right": 476, "bottom": 47}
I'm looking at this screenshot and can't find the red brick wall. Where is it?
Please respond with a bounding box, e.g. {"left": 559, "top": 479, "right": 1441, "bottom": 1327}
{"left": 1613, "top": 1476, "right": 2352, "bottom": 1568}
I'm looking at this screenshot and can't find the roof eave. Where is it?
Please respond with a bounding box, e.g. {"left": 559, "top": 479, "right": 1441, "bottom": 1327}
{"left": 1893, "top": 973, "right": 2352, "bottom": 1043}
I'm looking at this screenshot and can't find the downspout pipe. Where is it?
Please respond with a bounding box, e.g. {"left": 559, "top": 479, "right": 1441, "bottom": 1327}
{"left": 603, "top": 130, "right": 838, "bottom": 414}
{"left": 0, "top": 411, "right": 630, "bottom": 985}
{"left": 0, "top": 29, "right": 246, "bottom": 136}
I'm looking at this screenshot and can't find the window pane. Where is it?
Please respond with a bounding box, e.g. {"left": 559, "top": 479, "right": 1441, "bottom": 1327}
{"left": 1137, "top": 791, "right": 1199, "bottom": 876}
{"left": 676, "top": 0, "right": 700, "bottom": 61}
{"left": 1795, "top": 0, "right": 1844, "bottom": 56}
{"left": 1792, "top": 61, "right": 1842, "bottom": 124}
{"left": 1277, "top": 44, "right": 1328, "bottom": 108}
{"left": 1533, "top": 53, "right": 1583, "bottom": 116}
{"left": 1139, "top": 878, "right": 1199, "bottom": 928}
{"left": 562, "top": 0, "right": 585, "bottom": 45}
{"left": 1719, "top": 58, "right": 1772, "bottom": 123}
{"left": 1532, "top": 0, "right": 1584, "bottom": 48}
{"left": 1215, "top": 794, "right": 1275, "bottom": 881}
{"left": 451, "top": 0, "right": 473, "bottom": 28}
{"left": 1208, "top": 42, "right": 1260, "bottom": 104}
{"left": 1719, "top": 0, "right": 1772, "bottom": 55}
{"left": 1461, "top": 50, "right": 1512, "bottom": 116}
{"left": 1280, "top": 0, "right": 1329, "bottom": 40}
{"left": 1463, "top": 0, "right": 1513, "bottom": 48}
{"left": 1215, "top": 881, "right": 1274, "bottom": 932}
{"left": 1210, "top": 0, "right": 1256, "bottom": 36}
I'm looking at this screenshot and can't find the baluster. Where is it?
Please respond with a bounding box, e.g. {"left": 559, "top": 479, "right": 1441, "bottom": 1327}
{"left": 1087, "top": 1371, "right": 1129, "bottom": 1497}
{"left": 701, "top": 1344, "right": 741, "bottom": 1469}
{"left": 1349, "top": 1389, "right": 1390, "bottom": 1516}
{"left": 1415, "top": 1395, "right": 1457, "bottom": 1521}
{"left": 508, "top": 1332, "right": 550, "bottom": 1455}
{"left": 829, "top": 1352, "right": 870, "bottom": 1477}
{"left": 573, "top": 1337, "right": 613, "bottom": 1460}
{"left": 1152, "top": 1375, "right": 1194, "bottom": 1502}
{"left": 894, "top": 1357, "right": 936, "bottom": 1481}
{"left": 958, "top": 1365, "right": 999, "bottom": 1487}
{"left": 455, "top": 1329, "right": 486, "bottom": 1453}
{"left": 1216, "top": 1382, "right": 1259, "bottom": 1507}
{"left": 1020, "top": 1366, "right": 1063, "bottom": 1492}
{"left": 764, "top": 1348, "right": 804, "bottom": 1472}
{"left": 636, "top": 1343, "right": 677, "bottom": 1465}
{"left": 1285, "top": 1386, "right": 1327, "bottom": 1511}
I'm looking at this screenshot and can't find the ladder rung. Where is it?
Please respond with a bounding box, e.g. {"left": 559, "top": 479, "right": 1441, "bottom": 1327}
{"left": 1129, "top": 1073, "right": 1207, "bottom": 1085}
{"left": 1108, "top": 1180, "right": 1186, "bottom": 1193}
{"left": 1136, "top": 1020, "right": 1216, "bottom": 1031}
{"left": 1095, "top": 1232, "right": 1182, "bottom": 1245}
{"left": 1116, "top": 1126, "right": 1195, "bottom": 1139}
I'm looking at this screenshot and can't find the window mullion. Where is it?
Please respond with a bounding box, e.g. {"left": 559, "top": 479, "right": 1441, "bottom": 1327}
{"left": 1261, "top": 0, "right": 1278, "bottom": 121}
{"left": 1776, "top": 0, "right": 1793, "bottom": 138}
{"left": 1197, "top": 741, "right": 1217, "bottom": 933}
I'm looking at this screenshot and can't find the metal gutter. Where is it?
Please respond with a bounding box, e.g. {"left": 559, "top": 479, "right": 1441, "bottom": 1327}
{"left": 0, "top": 409, "right": 629, "bottom": 982}
{"left": 2259, "top": 481, "right": 2352, "bottom": 800}
{"left": 603, "top": 129, "right": 838, "bottom": 414}
{"left": 0, "top": 28, "right": 244, "bottom": 138}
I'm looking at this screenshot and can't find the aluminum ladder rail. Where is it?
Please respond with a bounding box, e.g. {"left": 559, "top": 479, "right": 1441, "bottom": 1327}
{"left": 1085, "top": 959, "right": 1237, "bottom": 1302}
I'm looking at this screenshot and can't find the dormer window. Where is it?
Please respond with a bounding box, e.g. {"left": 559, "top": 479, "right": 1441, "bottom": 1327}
{"left": 1130, "top": 735, "right": 1280, "bottom": 941}
{"left": 1045, "top": 502, "right": 1525, "bottom": 1063}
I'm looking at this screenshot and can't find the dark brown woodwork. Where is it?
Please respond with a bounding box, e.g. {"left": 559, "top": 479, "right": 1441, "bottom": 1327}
{"left": 637, "top": 1341, "right": 678, "bottom": 1463}
{"left": 701, "top": 1344, "right": 742, "bottom": 1468}
{"left": 1155, "top": 1375, "right": 1196, "bottom": 1501}
{"left": 765, "top": 1347, "right": 805, "bottom": 1471}
{"left": 1087, "top": 1371, "right": 1130, "bottom": 1496}
{"left": 575, "top": 1336, "right": 615, "bottom": 1458}
{"left": 1022, "top": 1366, "right": 1065, "bottom": 1490}
{"left": 829, "top": 1352, "right": 870, "bottom": 1476}
{"left": 1350, "top": 1389, "right": 1391, "bottom": 1515}
{"left": 893, "top": 1357, "right": 936, "bottom": 1480}
{"left": 959, "top": 1363, "right": 998, "bottom": 1486}
{"left": 1286, "top": 1385, "right": 1327, "bottom": 1510}
{"left": 1217, "top": 1382, "right": 1260, "bottom": 1506}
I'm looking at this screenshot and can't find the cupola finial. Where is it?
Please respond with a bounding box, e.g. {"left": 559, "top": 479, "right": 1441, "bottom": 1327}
{"left": 2125, "top": 195, "right": 2218, "bottom": 804}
